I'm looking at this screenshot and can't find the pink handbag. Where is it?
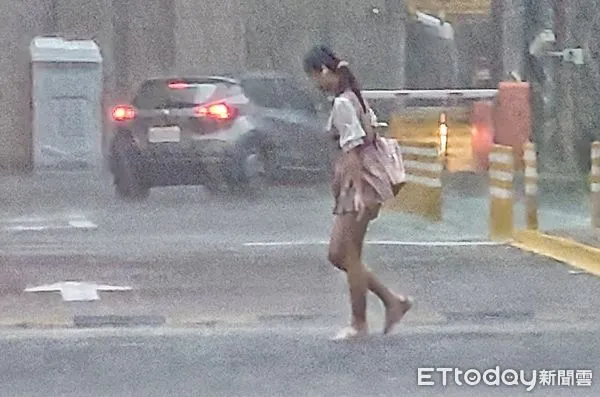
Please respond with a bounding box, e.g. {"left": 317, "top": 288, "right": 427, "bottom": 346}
{"left": 376, "top": 136, "right": 407, "bottom": 196}
{"left": 362, "top": 109, "right": 407, "bottom": 196}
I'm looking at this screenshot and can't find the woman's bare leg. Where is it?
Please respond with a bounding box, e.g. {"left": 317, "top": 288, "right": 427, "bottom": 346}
{"left": 354, "top": 210, "right": 413, "bottom": 334}
{"left": 352, "top": 216, "right": 397, "bottom": 306}
{"left": 329, "top": 210, "right": 412, "bottom": 337}
{"left": 329, "top": 214, "right": 369, "bottom": 337}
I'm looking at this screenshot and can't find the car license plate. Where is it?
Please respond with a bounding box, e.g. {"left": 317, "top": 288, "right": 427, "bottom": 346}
{"left": 148, "top": 126, "right": 180, "bottom": 143}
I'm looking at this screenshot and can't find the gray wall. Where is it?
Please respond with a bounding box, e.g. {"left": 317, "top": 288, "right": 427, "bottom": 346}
{"left": 0, "top": 0, "right": 54, "bottom": 172}
{"left": 1, "top": 0, "right": 406, "bottom": 172}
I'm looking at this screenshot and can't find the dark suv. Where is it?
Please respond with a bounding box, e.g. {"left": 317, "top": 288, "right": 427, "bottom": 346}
{"left": 107, "top": 73, "right": 331, "bottom": 200}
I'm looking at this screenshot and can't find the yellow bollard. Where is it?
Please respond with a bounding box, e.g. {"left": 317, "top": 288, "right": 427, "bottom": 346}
{"left": 591, "top": 142, "right": 600, "bottom": 228}
{"left": 523, "top": 142, "right": 538, "bottom": 230}
{"left": 488, "top": 144, "right": 514, "bottom": 241}
{"left": 386, "top": 140, "right": 443, "bottom": 221}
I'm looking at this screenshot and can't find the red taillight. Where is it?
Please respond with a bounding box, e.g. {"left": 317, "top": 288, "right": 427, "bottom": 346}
{"left": 194, "top": 103, "right": 236, "bottom": 120}
{"left": 112, "top": 105, "right": 136, "bottom": 121}
{"left": 168, "top": 82, "right": 190, "bottom": 89}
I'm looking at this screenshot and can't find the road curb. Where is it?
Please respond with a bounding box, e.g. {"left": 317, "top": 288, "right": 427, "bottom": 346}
{"left": 0, "top": 312, "right": 449, "bottom": 331}
{"left": 511, "top": 229, "right": 600, "bottom": 277}
{"left": 0, "top": 319, "right": 73, "bottom": 329}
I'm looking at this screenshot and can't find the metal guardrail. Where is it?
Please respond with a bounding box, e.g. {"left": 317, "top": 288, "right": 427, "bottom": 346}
{"left": 362, "top": 89, "right": 498, "bottom": 100}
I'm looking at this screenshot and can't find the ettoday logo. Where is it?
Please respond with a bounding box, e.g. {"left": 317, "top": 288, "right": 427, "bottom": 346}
{"left": 418, "top": 367, "right": 537, "bottom": 391}
{"left": 418, "top": 367, "right": 593, "bottom": 391}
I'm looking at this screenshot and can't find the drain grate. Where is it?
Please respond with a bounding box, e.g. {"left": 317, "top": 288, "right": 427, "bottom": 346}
{"left": 257, "top": 314, "right": 321, "bottom": 323}
{"left": 443, "top": 311, "right": 535, "bottom": 323}
{"left": 73, "top": 315, "right": 166, "bottom": 328}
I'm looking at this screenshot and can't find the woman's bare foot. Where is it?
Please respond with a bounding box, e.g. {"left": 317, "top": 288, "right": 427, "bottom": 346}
{"left": 332, "top": 323, "right": 369, "bottom": 340}
{"left": 383, "top": 295, "right": 413, "bottom": 335}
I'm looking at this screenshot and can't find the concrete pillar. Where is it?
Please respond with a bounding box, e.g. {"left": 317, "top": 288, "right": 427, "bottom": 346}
{"left": 499, "top": 0, "right": 527, "bottom": 79}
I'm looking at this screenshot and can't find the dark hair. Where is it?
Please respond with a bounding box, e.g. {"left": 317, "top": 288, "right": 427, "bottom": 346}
{"left": 303, "top": 45, "right": 367, "bottom": 113}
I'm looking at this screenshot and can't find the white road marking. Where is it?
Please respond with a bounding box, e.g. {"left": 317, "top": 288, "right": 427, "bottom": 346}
{"left": 68, "top": 219, "right": 98, "bottom": 229}
{"left": 243, "top": 241, "right": 328, "bottom": 246}
{"left": 243, "top": 240, "right": 503, "bottom": 247}
{"left": 2, "top": 213, "right": 97, "bottom": 232}
{"left": 3, "top": 225, "right": 50, "bottom": 231}
{"left": 25, "top": 281, "right": 132, "bottom": 302}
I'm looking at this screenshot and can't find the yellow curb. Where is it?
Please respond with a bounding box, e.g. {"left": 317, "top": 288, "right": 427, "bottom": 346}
{"left": 511, "top": 229, "right": 600, "bottom": 277}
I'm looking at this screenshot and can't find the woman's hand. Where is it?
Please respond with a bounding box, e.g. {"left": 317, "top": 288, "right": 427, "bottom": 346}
{"left": 353, "top": 188, "right": 367, "bottom": 221}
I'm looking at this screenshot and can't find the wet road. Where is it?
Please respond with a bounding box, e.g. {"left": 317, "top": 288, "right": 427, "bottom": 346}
{"left": 0, "top": 172, "right": 598, "bottom": 396}
{"left": 0, "top": 326, "right": 598, "bottom": 397}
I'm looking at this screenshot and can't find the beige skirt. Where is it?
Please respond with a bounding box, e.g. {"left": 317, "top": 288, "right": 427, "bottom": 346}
{"left": 332, "top": 140, "right": 395, "bottom": 219}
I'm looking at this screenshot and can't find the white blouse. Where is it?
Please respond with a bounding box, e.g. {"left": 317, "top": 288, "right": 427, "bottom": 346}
{"left": 326, "top": 94, "right": 378, "bottom": 152}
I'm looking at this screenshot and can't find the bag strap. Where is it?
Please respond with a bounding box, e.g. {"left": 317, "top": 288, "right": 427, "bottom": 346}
{"left": 360, "top": 109, "right": 378, "bottom": 145}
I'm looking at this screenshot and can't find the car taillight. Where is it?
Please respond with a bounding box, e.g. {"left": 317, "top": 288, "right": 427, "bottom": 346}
{"left": 168, "top": 82, "right": 190, "bottom": 89}
{"left": 112, "top": 105, "right": 136, "bottom": 121}
{"left": 194, "top": 103, "right": 236, "bottom": 120}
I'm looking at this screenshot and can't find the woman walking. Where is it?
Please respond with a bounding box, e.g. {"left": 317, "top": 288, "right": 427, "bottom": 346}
{"left": 303, "top": 45, "right": 413, "bottom": 340}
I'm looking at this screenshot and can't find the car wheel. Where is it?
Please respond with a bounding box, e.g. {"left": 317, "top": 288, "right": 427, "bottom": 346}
{"left": 112, "top": 137, "right": 150, "bottom": 201}
{"left": 227, "top": 142, "right": 271, "bottom": 196}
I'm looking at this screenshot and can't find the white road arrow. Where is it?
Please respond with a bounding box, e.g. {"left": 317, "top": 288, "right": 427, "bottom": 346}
{"left": 24, "top": 281, "right": 132, "bottom": 302}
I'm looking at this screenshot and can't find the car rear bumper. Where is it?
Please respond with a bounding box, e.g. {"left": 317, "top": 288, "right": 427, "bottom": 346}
{"left": 107, "top": 137, "right": 235, "bottom": 185}
{"left": 141, "top": 139, "right": 232, "bottom": 160}
{"left": 109, "top": 116, "right": 258, "bottom": 187}
{"left": 139, "top": 141, "right": 234, "bottom": 186}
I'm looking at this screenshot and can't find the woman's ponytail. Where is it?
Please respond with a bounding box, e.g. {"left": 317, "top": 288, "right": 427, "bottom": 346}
{"left": 336, "top": 64, "right": 367, "bottom": 114}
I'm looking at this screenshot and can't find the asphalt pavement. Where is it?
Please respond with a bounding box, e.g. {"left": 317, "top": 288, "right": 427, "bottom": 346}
{"left": 0, "top": 171, "right": 598, "bottom": 396}
{"left": 0, "top": 326, "right": 598, "bottom": 397}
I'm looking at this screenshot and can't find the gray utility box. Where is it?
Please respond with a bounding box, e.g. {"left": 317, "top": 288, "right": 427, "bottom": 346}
{"left": 30, "top": 36, "right": 103, "bottom": 170}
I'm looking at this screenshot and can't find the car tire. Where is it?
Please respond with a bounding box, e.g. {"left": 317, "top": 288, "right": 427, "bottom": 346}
{"left": 111, "top": 136, "right": 150, "bottom": 201}
{"left": 227, "top": 141, "right": 271, "bottom": 196}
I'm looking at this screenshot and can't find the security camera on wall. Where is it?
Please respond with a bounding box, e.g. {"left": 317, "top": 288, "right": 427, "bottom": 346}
{"left": 528, "top": 29, "right": 585, "bottom": 65}
{"left": 529, "top": 29, "right": 556, "bottom": 58}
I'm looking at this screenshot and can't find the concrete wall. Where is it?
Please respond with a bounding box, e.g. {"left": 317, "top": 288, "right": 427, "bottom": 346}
{"left": 174, "top": 0, "right": 245, "bottom": 75}
{"left": 0, "top": 0, "right": 407, "bottom": 172}
{"left": 240, "top": 0, "right": 406, "bottom": 88}
{"left": 0, "top": 0, "right": 54, "bottom": 172}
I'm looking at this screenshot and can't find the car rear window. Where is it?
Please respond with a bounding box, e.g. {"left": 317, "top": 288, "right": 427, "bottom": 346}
{"left": 242, "top": 77, "right": 316, "bottom": 111}
{"left": 278, "top": 80, "right": 316, "bottom": 111}
{"left": 241, "top": 78, "right": 282, "bottom": 108}
{"left": 133, "top": 80, "right": 219, "bottom": 109}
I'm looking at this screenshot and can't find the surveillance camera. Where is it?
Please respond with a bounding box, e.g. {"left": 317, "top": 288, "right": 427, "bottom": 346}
{"left": 415, "top": 11, "right": 453, "bottom": 39}
{"left": 415, "top": 11, "right": 443, "bottom": 28}
{"left": 529, "top": 29, "right": 556, "bottom": 58}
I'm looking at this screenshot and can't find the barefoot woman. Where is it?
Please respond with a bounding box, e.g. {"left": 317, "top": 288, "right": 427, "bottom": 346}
{"left": 303, "top": 45, "right": 413, "bottom": 340}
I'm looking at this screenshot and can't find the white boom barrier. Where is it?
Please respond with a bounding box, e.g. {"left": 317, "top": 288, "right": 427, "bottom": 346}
{"left": 361, "top": 89, "right": 498, "bottom": 100}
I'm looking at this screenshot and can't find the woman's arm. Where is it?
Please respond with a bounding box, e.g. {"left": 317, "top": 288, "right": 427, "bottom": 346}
{"left": 331, "top": 98, "right": 367, "bottom": 191}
